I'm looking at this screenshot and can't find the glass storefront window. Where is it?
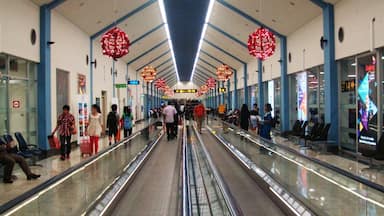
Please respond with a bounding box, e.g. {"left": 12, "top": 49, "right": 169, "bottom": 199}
{"left": 339, "top": 57, "right": 357, "bottom": 151}
{"left": 289, "top": 74, "right": 298, "bottom": 127}
{"left": 274, "top": 79, "right": 281, "bottom": 129}
{"left": 308, "top": 69, "right": 319, "bottom": 123}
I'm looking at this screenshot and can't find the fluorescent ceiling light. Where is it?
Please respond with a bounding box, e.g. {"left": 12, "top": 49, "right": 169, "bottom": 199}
{"left": 348, "top": 74, "right": 356, "bottom": 78}
{"left": 190, "top": 0, "right": 215, "bottom": 81}
{"left": 159, "top": 0, "right": 179, "bottom": 81}
{"left": 382, "top": 56, "right": 384, "bottom": 60}
{"left": 351, "top": 62, "right": 356, "bottom": 66}
{"left": 319, "top": 71, "right": 324, "bottom": 75}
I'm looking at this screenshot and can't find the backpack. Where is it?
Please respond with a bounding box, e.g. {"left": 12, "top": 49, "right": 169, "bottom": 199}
{"left": 107, "top": 112, "right": 118, "bottom": 128}
{"left": 195, "top": 105, "right": 205, "bottom": 118}
{"left": 123, "top": 114, "right": 133, "bottom": 129}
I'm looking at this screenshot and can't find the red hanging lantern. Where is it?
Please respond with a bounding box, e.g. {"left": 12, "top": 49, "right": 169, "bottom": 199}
{"left": 101, "top": 27, "right": 130, "bottom": 60}
{"left": 216, "top": 64, "right": 233, "bottom": 81}
{"left": 200, "top": 85, "right": 209, "bottom": 94}
{"left": 206, "top": 77, "right": 216, "bottom": 89}
{"left": 141, "top": 66, "right": 157, "bottom": 83}
{"left": 154, "top": 78, "right": 166, "bottom": 90}
{"left": 248, "top": 27, "right": 276, "bottom": 60}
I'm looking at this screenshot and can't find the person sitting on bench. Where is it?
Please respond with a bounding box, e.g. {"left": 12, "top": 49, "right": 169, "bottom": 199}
{"left": 0, "top": 138, "right": 40, "bottom": 184}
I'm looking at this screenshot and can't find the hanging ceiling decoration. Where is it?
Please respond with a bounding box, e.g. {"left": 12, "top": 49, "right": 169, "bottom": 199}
{"left": 206, "top": 77, "right": 216, "bottom": 89}
{"left": 199, "top": 84, "right": 209, "bottom": 94}
{"left": 216, "top": 64, "right": 233, "bottom": 81}
{"left": 101, "top": 27, "right": 130, "bottom": 60}
{"left": 141, "top": 66, "right": 157, "bottom": 83}
{"left": 154, "top": 78, "right": 167, "bottom": 90}
{"left": 247, "top": 27, "right": 276, "bottom": 61}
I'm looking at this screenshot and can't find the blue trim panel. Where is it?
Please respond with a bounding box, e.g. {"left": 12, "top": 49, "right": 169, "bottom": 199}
{"left": 207, "top": 23, "right": 247, "bottom": 48}
{"left": 91, "top": 0, "right": 157, "bottom": 39}
{"left": 216, "top": 0, "right": 283, "bottom": 38}
{"left": 136, "top": 50, "right": 170, "bottom": 71}
{"left": 127, "top": 39, "right": 168, "bottom": 65}
{"left": 38, "top": 6, "right": 52, "bottom": 150}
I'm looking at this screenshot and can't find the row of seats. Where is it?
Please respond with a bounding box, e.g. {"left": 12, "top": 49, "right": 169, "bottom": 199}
{"left": 0, "top": 133, "right": 42, "bottom": 167}
{"left": 289, "top": 120, "right": 331, "bottom": 141}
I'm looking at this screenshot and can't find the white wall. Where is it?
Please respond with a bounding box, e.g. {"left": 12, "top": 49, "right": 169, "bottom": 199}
{"left": 0, "top": 0, "right": 40, "bottom": 62}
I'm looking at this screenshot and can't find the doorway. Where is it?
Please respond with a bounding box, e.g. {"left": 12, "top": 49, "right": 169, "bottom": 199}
{"left": 56, "top": 69, "right": 70, "bottom": 117}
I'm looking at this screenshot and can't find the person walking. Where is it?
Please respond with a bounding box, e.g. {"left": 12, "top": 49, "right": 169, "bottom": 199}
{"left": 260, "top": 103, "right": 273, "bottom": 140}
{"left": 194, "top": 102, "right": 205, "bottom": 134}
{"left": 163, "top": 102, "right": 177, "bottom": 141}
{"left": 86, "top": 104, "right": 103, "bottom": 155}
{"left": 107, "top": 104, "right": 120, "bottom": 145}
{"left": 122, "top": 106, "right": 134, "bottom": 138}
{"left": 250, "top": 103, "right": 259, "bottom": 131}
{"left": 53, "top": 105, "right": 76, "bottom": 160}
{"left": 240, "top": 104, "right": 250, "bottom": 131}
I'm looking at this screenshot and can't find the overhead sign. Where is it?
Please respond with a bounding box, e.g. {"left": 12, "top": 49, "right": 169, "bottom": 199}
{"left": 12, "top": 100, "right": 20, "bottom": 109}
{"left": 115, "top": 83, "right": 127, "bottom": 88}
{"left": 219, "top": 87, "right": 226, "bottom": 93}
{"left": 174, "top": 89, "right": 197, "bottom": 93}
{"left": 127, "top": 80, "right": 140, "bottom": 85}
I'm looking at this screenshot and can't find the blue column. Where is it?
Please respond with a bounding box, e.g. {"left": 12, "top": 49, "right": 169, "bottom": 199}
{"left": 280, "top": 37, "right": 289, "bottom": 131}
{"left": 227, "top": 80, "right": 231, "bottom": 109}
{"left": 150, "top": 82, "right": 153, "bottom": 109}
{"left": 126, "top": 64, "right": 129, "bottom": 106}
{"left": 38, "top": 5, "right": 52, "bottom": 150}
{"left": 234, "top": 70, "right": 238, "bottom": 109}
{"left": 258, "top": 59, "right": 264, "bottom": 116}
{"left": 221, "top": 82, "right": 225, "bottom": 104}
{"left": 112, "top": 60, "right": 116, "bottom": 97}
{"left": 215, "top": 85, "right": 218, "bottom": 109}
{"left": 90, "top": 39, "right": 94, "bottom": 104}
{"left": 323, "top": 4, "right": 338, "bottom": 142}
{"left": 145, "top": 83, "right": 149, "bottom": 119}
{"left": 243, "top": 64, "right": 248, "bottom": 106}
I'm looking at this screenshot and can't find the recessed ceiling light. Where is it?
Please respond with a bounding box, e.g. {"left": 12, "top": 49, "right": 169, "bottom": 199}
{"left": 348, "top": 74, "right": 356, "bottom": 78}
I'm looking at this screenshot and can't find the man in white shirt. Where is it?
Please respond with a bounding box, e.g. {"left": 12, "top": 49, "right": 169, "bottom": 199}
{"left": 163, "top": 102, "right": 177, "bottom": 141}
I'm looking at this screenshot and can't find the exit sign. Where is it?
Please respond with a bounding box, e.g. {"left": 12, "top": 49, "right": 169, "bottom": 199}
{"left": 115, "top": 83, "right": 127, "bottom": 88}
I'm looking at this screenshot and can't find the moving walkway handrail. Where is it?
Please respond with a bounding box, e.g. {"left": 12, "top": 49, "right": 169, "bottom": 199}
{"left": 0, "top": 121, "right": 159, "bottom": 215}
{"left": 192, "top": 123, "right": 242, "bottom": 216}
{"left": 218, "top": 117, "right": 384, "bottom": 194}
{"left": 182, "top": 119, "right": 192, "bottom": 216}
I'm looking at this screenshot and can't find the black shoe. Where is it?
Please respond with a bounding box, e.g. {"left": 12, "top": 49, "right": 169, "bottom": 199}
{"left": 27, "top": 174, "right": 41, "bottom": 180}
{"left": 3, "top": 179, "right": 13, "bottom": 184}
{"left": 60, "top": 155, "right": 66, "bottom": 161}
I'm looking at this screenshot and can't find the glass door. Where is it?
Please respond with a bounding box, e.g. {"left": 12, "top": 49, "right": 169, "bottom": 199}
{"left": 0, "top": 54, "right": 8, "bottom": 135}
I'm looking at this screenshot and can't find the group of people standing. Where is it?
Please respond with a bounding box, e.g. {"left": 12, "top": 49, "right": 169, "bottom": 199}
{"left": 239, "top": 103, "right": 273, "bottom": 140}
{"left": 54, "top": 104, "right": 134, "bottom": 161}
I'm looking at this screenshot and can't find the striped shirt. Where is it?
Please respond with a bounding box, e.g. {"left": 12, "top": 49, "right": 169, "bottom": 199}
{"left": 57, "top": 113, "right": 75, "bottom": 136}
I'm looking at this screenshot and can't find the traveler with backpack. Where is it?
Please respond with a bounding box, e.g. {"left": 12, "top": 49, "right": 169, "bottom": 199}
{"left": 194, "top": 102, "right": 205, "bottom": 134}
{"left": 107, "top": 104, "right": 120, "bottom": 145}
{"left": 86, "top": 104, "right": 103, "bottom": 155}
{"left": 260, "top": 103, "right": 273, "bottom": 140}
{"left": 122, "top": 106, "right": 134, "bottom": 138}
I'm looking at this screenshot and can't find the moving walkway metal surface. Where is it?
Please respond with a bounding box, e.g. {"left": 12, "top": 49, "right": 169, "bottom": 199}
{"left": 206, "top": 118, "right": 384, "bottom": 216}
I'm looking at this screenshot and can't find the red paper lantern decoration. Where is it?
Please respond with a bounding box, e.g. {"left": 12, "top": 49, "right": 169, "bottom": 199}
{"left": 206, "top": 77, "right": 216, "bottom": 89}
{"left": 141, "top": 66, "right": 157, "bottom": 83}
{"left": 154, "top": 78, "right": 166, "bottom": 90}
{"left": 248, "top": 27, "right": 276, "bottom": 60}
{"left": 101, "top": 27, "right": 130, "bottom": 60}
{"left": 216, "top": 64, "right": 233, "bottom": 81}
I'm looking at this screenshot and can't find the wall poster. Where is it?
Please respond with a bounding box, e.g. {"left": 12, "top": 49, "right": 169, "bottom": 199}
{"left": 78, "top": 74, "right": 86, "bottom": 94}
{"left": 77, "top": 94, "right": 88, "bottom": 145}
{"left": 297, "top": 72, "right": 308, "bottom": 121}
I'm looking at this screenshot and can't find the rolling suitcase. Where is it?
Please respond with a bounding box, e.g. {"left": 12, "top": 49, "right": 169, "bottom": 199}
{"left": 80, "top": 137, "right": 92, "bottom": 157}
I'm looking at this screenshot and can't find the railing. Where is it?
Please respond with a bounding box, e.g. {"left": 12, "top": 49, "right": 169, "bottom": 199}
{"left": 182, "top": 118, "right": 192, "bottom": 216}
{"left": 0, "top": 122, "right": 162, "bottom": 216}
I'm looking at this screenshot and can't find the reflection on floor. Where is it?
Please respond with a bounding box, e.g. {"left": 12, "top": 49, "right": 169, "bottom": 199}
{"left": 209, "top": 118, "right": 384, "bottom": 187}
{"left": 0, "top": 121, "right": 149, "bottom": 206}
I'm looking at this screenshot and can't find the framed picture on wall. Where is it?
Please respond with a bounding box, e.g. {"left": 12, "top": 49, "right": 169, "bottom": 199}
{"left": 78, "top": 74, "right": 86, "bottom": 95}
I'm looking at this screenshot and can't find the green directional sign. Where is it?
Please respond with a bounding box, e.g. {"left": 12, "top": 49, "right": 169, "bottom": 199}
{"left": 115, "top": 83, "right": 127, "bottom": 88}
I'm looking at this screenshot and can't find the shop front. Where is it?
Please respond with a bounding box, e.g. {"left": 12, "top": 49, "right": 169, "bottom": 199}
{"left": 0, "top": 54, "right": 38, "bottom": 145}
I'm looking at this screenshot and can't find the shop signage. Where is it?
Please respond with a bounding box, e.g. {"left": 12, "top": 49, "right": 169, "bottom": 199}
{"left": 174, "top": 89, "right": 197, "bottom": 93}
{"left": 127, "top": 80, "right": 140, "bottom": 85}
{"left": 12, "top": 100, "right": 20, "bottom": 109}
{"left": 219, "top": 87, "right": 226, "bottom": 93}
{"left": 115, "top": 83, "right": 127, "bottom": 88}
{"left": 341, "top": 79, "right": 356, "bottom": 92}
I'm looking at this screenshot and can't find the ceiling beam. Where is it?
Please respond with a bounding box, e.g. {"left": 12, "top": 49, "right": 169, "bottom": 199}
{"left": 156, "top": 58, "right": 173, "bottom": 70}
{"left": 196, "top": 66, "right": 215, "bottom": 77}
{"left": 207, "top": 23, "right": 247, "bottom": 48}
{"left": 91, "top": 0, "right": 157, "bottom": 39}
{"left": 195, "top": 69, "right": 211, "bottom": 79}
{"left": 157, "top": 64, "right": 174, "bottom": 76}
{"left": 216, "top": 0, "right": 284, "bottom": 38}
{"left": 45, "top": 0, "right": 66, "bottom": 10}
{"left": 204, "top": 39, "right": 246, "bottom": 64}
{"left": 127, "top": 39, "right": 168, "bottom": 65}
{"left": 136, "top": 50, "right": 170, "bottom": 71}
{"left": 131, "top": 23, "right": 165, "bottom": 46}
{"left": 197, "top": 63, "right": 215, "bottom": 74}
{"left": 200, "top": 50, "right": 237, "bottom": 70}
{"left": 199, "top": 57, "right": 216, "bottom": 70}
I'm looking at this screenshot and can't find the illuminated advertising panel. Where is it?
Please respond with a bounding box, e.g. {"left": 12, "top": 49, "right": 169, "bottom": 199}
{"left": 297, "top": 72, "right": 307, "bottom": 121}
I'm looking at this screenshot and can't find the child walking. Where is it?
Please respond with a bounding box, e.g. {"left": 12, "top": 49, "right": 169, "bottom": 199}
{"left": 86, "top": 104, "right": 103, "bottom": 155}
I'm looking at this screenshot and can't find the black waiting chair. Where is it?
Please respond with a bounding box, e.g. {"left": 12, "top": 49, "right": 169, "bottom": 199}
{"left": 14, "top": 132, "right": 43, "bottom": 167}
{"left": 312, "top": 123, "right": 331, "bottom": 141}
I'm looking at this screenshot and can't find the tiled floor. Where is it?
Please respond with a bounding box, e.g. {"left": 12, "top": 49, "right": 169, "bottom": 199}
{"left": 0, "top": 121, "right": 150, "bottom": 206}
